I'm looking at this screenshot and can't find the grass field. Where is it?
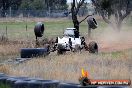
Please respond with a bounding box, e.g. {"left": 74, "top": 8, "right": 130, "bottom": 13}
{"left": 0, "top": 17, "right": 108, "bottom": 39}
{"left": 1, "top": 49, "right": 132, "bottom": 83}
{"left": 0, "top": 17, "right": 131, "bottom": 39}
{"left": 0, "top": 17, "right": 132, "bottom": 85}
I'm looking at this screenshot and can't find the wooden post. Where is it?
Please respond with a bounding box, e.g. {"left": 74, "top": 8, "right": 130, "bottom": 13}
{"left": 6, "top": 26, "right": 7, "bottom": 37}
{"left": 9, "top": 7, "right": 12, "bottom": 17}
{"left": 48, "top": 7, "right": 51, "bottom": 17}
{"left": 26, "top": 19, "right": 27, "bottom": 32}
{"left": 26, "top": 14, "right": 29, "bottom": 39}
{"left": 88, "top": 26, "right": 91, "bottom": 39}
{"left": 5, "top": 14, "right": 8, "bottom": 38}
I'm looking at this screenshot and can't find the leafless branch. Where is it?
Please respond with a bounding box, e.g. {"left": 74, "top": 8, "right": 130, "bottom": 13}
{"left": 76, "top": 0, "right": 85, "bottom": 15}
{"left": 79, "top": 15, "right": 92, "bottom": 24}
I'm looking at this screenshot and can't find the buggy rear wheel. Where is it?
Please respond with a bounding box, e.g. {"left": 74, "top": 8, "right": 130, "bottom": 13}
{"left": 88, "top": 41, "right": 98, "bottom": 53}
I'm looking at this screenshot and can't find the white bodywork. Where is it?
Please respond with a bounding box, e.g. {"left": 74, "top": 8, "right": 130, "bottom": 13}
{"left": 57, "top": 28, "right": 82, "bottom": 50}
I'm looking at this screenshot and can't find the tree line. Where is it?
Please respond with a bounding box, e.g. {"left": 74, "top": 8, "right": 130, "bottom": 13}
{"left": 0, "top": 0, "right": 68, "bottom": 17}
{"left": 70, "top": 0, "right": 132, "bottom": 33}
{"left": 91, "top": 0, "right": 132, "bottom": 31}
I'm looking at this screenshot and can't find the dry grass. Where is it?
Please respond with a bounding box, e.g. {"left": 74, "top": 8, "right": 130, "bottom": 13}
{"left": 0, "top": 39, "right": 37, "bottom": 63}
{"left": 0, "top": 50, "right": 131, "bottom": 83}
{"left": 0, "top": 17, "right": 131, "bottom": 86}
{"left": 0, "top": 28, "right": 132, "bottom": 84}
{"left": 0, "top": 44, "right": 22, "bottom": 56}
{"left": 0, "top": 64, "right": 11, "bottom": 74}
{"left": 0, "top": 39, "right": 37, "bottom": 55}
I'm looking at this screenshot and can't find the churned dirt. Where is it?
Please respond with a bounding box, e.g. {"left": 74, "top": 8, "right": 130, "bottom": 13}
{"left": 87, "top": 27, "right": 132, "bottom": 53}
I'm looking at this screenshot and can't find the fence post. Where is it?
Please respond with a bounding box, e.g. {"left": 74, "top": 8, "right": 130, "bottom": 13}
{"left": 26, "top": 20, "right": 27, "bottom": 32}
{"left": 48, "top": 7, "right": 51, "bottom": 17}
{"left": 9, "top": 7, "right": 12, "bottom": 17}
{"left": 26, "top": 14, "right": 29, "bottom": 39}
{"left": 5, "top": 14, "right": 8, "bottom": 38}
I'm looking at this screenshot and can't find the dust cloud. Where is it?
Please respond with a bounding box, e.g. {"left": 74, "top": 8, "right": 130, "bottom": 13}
{"left": 97, "top": 26, "right": 132, "bottom": 52}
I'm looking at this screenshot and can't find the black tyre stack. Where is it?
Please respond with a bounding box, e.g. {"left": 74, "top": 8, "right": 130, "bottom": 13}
{"left": 0, "top": 73, "right": 128, "bottom": 88}
{"left": 34, "top": 22, "right": 44, "bottom": 37}
{"left": 20, "top": 22, "right": 50, "bottom": 58}
{"left": 87, "top": 17, "right": 98, "bottom": 29}
{"left": 20, "top": 48, "right": 49, "bottom": 58}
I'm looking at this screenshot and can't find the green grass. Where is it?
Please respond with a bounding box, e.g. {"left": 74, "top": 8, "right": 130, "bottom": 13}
{"left": 0, "top": 18, "right": 108, "bottom": 39}
{"left": 0, "top": 17, "right": 131, "bottom": 40}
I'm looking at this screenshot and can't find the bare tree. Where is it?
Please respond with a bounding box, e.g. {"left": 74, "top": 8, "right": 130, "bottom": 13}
{"left": 71, "top": 0, "right": 91, "bottom": 33}
{"left": 91, "top": 0, "right": 132, "bottom": 31}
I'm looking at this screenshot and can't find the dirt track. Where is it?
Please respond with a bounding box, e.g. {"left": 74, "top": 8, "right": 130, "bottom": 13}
{"left": 98, "top": 39, "right": 132, "bottom": 52}
{"left": 88, "top": 28, "right": 132, "bottom": 52}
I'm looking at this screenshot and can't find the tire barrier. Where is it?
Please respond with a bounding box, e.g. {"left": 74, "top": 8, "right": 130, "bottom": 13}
{"left": 28, "top": 78, "right": 44, "bottom": 81}
{"left": 34, "top": 22, "right": 44, "bottom": 37}
{"left": 0, "top": 73, "right": 9, "bottom": 84}
{"left": 0, "top": 73, "right": 129, "bottom": 88}
{"left": 0, "top": 73, "right": 6, "bottom": 77}
{"left": 41, "top": 80, "right": 59, "bottom": 88}
{"left": 6, "top": 78, "right": 21, "bottom": 88}
{"left": 21, "top": 48, "right": 49, "bottom": 58}
{"left": 28, "top": 80, "right": 59, "bottom": 88}
{"left": 27, "top": 81, "right": 42, "bottom": 88}
{"left": 58, "top": 83, "right": 98, "bottom": 88}
{"left": 6, "top": 77, "right": 29, "bottom": 88}
{"left": 14, "top": 80, "right": 29, "bottom": 88}
{"left": 0, "top": 76, "right": 9, "bottom": 84}
{"left": 98, "top": 86, "right": 129, "bottom": 88}
{"left": 87, "top": 17, "right": 98, "bottom": 29}
{"left": 58, "top": 83, "right": 79, "bottom": 88}
{"left": 58, "top": 84, "right": 128, "bottom": 88}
